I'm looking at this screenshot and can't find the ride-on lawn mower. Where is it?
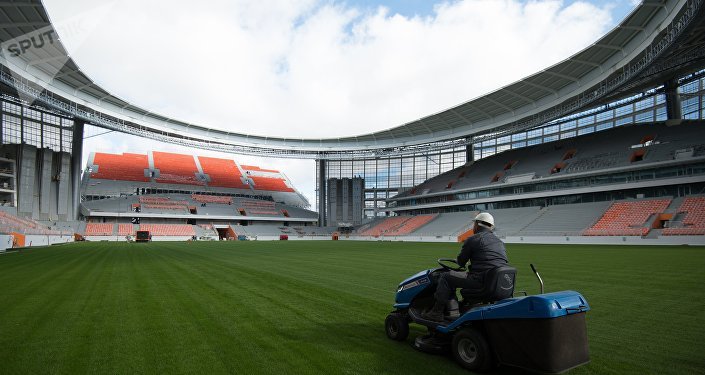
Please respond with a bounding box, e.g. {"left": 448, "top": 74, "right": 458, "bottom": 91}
{"left": 385, "top": 259, "right": 590, "bottom": 373}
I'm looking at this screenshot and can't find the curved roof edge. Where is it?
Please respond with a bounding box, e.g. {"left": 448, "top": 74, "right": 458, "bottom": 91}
{"left": 0, "top": 0, "right": 701, "bottom": 157}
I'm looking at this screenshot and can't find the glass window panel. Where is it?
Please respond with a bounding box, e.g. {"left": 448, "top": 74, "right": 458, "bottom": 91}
{"left": 560, "top": 121, "right": 576, "bottom": 131}
{"left": 596, "top": 122, "right": 613, "bottom": 131}
{"left": 544, "top": 125, "right": 559, "bottom": 134}
{"left": 578, "top": 126, "right": 594, "bottom": 135}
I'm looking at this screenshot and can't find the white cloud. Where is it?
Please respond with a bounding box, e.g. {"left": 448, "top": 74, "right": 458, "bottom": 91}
{"left": 44, "top": 0, "right": 617, "bottom": 210}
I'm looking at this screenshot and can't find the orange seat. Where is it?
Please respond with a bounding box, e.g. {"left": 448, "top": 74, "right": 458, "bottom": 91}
{"left": 91, "top": 153, "right": 150, "bottom": 182}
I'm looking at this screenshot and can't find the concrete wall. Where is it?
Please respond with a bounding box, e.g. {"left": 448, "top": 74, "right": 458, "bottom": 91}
{"left": 341, "top": 235, "right": 705, "bottom": 245}
{"left": 0, "top": 144, "right": 74, "bottom": 222}
{"left": 0, "top": 234, "right": 13, "bottom": 251}
{"left": 504, "top": 235, "right": 705, "bottom": 246}
{"left": 23, "top": 235, "right": 74, "bottom": 247}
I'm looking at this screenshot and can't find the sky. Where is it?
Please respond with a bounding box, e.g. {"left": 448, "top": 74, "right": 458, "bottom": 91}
{"left": 41, "top": 0, "right": 640, "bottom": 209}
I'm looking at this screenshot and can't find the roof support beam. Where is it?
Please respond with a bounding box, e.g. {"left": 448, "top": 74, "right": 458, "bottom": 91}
{"left": 482, "top": 96, "right": 515, "bottom": 115}
{"left": 450, "top": 108, "right": 473, "bottom": 126}
{"left": 418, "top": 118, "right": 435, "bottom": 134}
{"left": 465, "top": 103, "right": 493, "bottom": 120}
{"left": 520, "top": 79, "right": 559, "bottom": 96}
{"left": 499, "top": 88, "right": 536, "bottom": 107}
{"left": 431, "top": 114, "right": 454, "bottom": 132}
{"left": 544, "top": 70, "right": 581, "bottom": 84}
{"left": 0, "top": 21, "right": 48, "bottom": 28}
{"left": 569, "top": 58, "right": 604, "bottom": 73}
{"left": 27, "top": 55, "right": 66, "bottom": 67}
{"left": 594, "top": 43, "right": 627, "bottom": 57}
{"left": 619, "top": 25, "right": 646, "bottom": 32}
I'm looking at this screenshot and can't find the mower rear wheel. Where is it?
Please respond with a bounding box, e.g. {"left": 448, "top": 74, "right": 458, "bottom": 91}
{"left": 451, "top": 327, "right": 492, "bottom": 372}
{"left": 385, "top": 313, "right": 409, "bottom": 341}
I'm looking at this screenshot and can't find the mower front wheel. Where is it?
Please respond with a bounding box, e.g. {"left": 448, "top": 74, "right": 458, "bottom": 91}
{"left": 451, "top": 327, "right": 493, "bottom": 372}
{"left": 385, "top": 312, "right": 409, "bottom": 341}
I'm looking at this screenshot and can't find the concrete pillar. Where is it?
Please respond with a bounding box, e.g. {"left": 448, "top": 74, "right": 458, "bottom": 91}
{"left": 664, "top": 78, "right": 682, "bottom": 120}
{"left": 317, "top": 159, "right": 326, "bottom": 227}
{"left": 71, "top": 120, "right": 84, "bottom": 220}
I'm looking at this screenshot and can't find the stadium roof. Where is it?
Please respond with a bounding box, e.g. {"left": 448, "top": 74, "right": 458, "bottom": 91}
{"left": 0, "top": 0, "right": 704, "bottom": 159}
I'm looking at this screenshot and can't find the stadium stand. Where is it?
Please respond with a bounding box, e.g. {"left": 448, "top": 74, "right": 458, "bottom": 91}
{"left": 192, "top": 194, "right": 233, "bottom": 204}
{"left": 139, "top": 224, "right": 195, "bottom": 236}
{"left": 198, "top": 156, "right": 249, "bottom": 189}
{"left": 239, "top": 199, "right": 280, "bottom": 216}
{"left": 241, "top": 165, "right": 279, "bottom": 173}
{"left": 517, "top": 201, "right": 613, "bottom": 236}
{"left": 0, "top": 211, "right": 70, "bottom": 235}
{"left": 663, "top": 197, "right": 705, "bottom": 235}
{"left": 359, "top": 217, "right": 408, "bottom": 236}
{"left": 118, "top": 223, "right": 135, "bottom": 236}
{"left": 153, "top": 152, "right": 204, "bottom": 185}
{"left": 584, "top": 199, "right": 671, "bottom": 236}
{"left": 395, "top": 123, "right": 705, "bottom": 199}
{"left": 407, "top": 211, "right": 478, "bottom": 236}
{"left": 358, "top": 215, "right": 437, "bottom": 236}
{"left": 85, "top": 223, "right": 114, "bottom": 236}
{"left": 490, "top": 207, "right": 543, "bottom": 237}
{"left": 248, "top": 176, "right": 295, "bottom": 192}
{"left": 90, "top": 153, "right": 150, "bottom": 182}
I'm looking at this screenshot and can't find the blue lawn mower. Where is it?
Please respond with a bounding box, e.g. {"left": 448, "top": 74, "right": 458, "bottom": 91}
{"left": 385, "top": 259, "right": 590, "bottom": 373}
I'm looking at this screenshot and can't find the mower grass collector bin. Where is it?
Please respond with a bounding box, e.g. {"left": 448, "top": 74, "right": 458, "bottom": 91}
{"left": 481, "top": 291, "right": 590, "bottom": 373}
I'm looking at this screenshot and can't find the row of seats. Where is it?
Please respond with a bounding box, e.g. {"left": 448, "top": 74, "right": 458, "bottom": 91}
{"left": 386, "top": 215, "right": 438, "bottom": 236}
{"left": 138, "top": 224, "right": 195, "bottom": 236}
{"left": 583, "top": 199, "right": 671, "bottom": 236}
{"left": 139, "top": 197, "right": 188, "bottom": 206}
{"left": 399, "top": 122, "right": 705, "bottom": 199}
{"left": 139, "top": 196, "right": 171, "bottom": 203}
{"left": 243, "top": 209, "right": 280, "bottom": 216}
{"left": 248, "top": 176, "right": 294, "bottom": 192}
{"left": 90, "top": 152, "right": 295, "bottom": 192}
{"left": 153, "top": 152, "right": 201, "bottom": 185}
{"left": 663, "top": 197, "right": 705, "bottom": 236}
{"left": 241, "top": 200, "right": 276, "bottom": 209}
{"left": 358, "top": 217, "right": 409, "bottom": 236}
{"left": 198, "top": 157, "right": 249, "bottom": 189}
{"left": 85, "top": 223, "right": 200, "bottom": 236}
{"left": 85, "top": 223, "right": 114, "bottom": 235}
{"left": 143, "top": 204, "right": 188, "bottom": 211}
{"left": 358, "top": 215, "right": 437, "bottom": 236}
{"left": 118, "top": 223, "right": 134, "bottom": 236}
{"left": 242, "top": 165, "right": 279, "bottom": 173}
{"left": 0, "top": 211, "right": 70, "bottom": 235}
{"left": 191, "top": 194, "right": 233, "bottom": 204}
{"left": 90, "top": 153, "right": 150, "bottom": 182}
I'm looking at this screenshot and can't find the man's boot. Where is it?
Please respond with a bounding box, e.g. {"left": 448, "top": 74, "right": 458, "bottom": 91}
{"left": 421, "top": 301, "right": 445, "bottom": 322}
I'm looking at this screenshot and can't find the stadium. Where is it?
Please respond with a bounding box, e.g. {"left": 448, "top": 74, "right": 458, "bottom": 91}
{"left": 0, "top": 0, "right": 704, "bottom": 373}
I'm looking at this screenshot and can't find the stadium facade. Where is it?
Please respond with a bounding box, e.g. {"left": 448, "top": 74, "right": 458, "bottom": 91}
{"left": 0, "top": 0, "right": 704, "bottom": 246}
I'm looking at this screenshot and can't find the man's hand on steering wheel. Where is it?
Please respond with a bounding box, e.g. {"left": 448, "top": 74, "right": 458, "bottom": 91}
{"left": 437, "top": 258, "right": 466, "bottom": 272}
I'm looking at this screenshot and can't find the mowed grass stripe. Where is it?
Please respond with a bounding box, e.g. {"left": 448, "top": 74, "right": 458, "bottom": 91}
{"left": 1, "top": 241, "right": 704, "bottom": 375}
{"left": 142, "top": 243, "right": 460, "bottom": 373}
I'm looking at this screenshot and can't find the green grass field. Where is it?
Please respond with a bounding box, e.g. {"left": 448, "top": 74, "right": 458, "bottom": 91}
{"left": 1, "top": 241, "right": 704, "bottom": 374}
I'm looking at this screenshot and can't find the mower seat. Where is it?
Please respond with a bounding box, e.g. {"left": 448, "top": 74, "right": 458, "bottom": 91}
{"left": 460, "top": 265, "right": 516, "bottom": 304}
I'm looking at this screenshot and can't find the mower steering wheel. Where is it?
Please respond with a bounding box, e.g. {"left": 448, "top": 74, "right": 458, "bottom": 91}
{"left": 437, "top": 258, "right": 465, "bottom": 272}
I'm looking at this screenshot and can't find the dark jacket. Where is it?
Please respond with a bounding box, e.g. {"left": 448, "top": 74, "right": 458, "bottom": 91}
{"left": 457, "top": 226, "right": 508, "bottom": 273}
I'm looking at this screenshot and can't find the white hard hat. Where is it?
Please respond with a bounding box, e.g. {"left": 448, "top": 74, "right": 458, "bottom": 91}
{"left": 474, "top": 212, "right": 495, "bottom": 228}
